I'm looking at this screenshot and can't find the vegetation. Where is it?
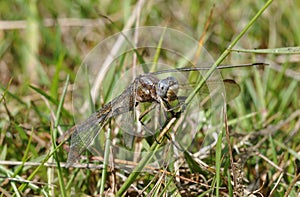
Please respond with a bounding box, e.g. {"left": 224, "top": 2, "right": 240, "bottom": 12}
{"left": 0, "top": 0, "right": 299, "bottom": 196}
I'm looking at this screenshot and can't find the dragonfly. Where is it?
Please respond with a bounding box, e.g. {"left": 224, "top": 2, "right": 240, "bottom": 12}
{"left": 58, "top": 63, "right": 266, "bottom": 167}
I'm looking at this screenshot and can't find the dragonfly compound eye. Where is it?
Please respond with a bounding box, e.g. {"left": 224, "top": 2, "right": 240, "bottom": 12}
{"left": 157, "top": 76, "right": 179, "bottom": 98}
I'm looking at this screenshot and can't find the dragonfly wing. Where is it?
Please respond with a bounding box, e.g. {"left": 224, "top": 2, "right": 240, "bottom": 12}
{"left": 223, "top": 79, "right": 241, "bottom": 102}
{"left": 119, "top": 109, "right": 137, "bottom": 149}
{"left": 66, "top": 81, "right": 138, "bottom": 165}
{"left": 177, "top": 79, "right": 241, "bottom": 108}
{"left": 112, "top": 79, "right": 139, "bottom": 149}
{"left": 200, "top": 79, "right": 241, "bottom": 108}
{"left": 66, "top": 110, "right": 109, "bottom": 167}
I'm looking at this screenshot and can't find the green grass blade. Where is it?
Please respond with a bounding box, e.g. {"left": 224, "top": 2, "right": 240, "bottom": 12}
{"left": 116, "top": 142, "right": 160, "bottom": 196}
{"left": 0, "top": 83, "right": 27, "bottom": 106}
{"left": 50, "top": 53, "right": 64, "bottom": 100}
{"left": 99, "top": 128, "right": 111, "bottom": 196}
{"left": 231, "top": 46, "right": 300, "bottom": 54}
{"left": 12, "top": 129, "right": 33, "bottom": 178}
{"left": 29, "top": 85, "right": 57, "bottom": 104}
{"left": 184, "top": 151, "right": 207, "bottom": 174}
{"left": 29, "top": 85, "right": 71, "bottom": 117}
{"left": 150, "top": 27, "right": 167, "bottom": 72}
{"left": 215, "top": 130, "right": 223, "bottom": 197}
{"left": 279, "top": 80, "right": 298, "bottom": 112}
{"left": 50, "top": 75, "right": 70, "bottom": 197}
{"left": 274, "top": 140, "right": 300, "bottom": 161}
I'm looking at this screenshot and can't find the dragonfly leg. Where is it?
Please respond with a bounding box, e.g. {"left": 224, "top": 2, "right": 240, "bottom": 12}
{"left": 138, "top": 104, "right": 157, "bottom": 124}
{"left": 154, "top": 135, "right": 163, "bottom": 144}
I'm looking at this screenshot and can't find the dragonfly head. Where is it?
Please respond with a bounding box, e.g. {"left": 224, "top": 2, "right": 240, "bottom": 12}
{"left": 157, "top": 76, "right": 179, "bottom": 101}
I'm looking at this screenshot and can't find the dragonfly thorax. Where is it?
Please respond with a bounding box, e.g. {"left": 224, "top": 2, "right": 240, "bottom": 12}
{"left": 135, "top": 74, "right": 160, "bottom": 103}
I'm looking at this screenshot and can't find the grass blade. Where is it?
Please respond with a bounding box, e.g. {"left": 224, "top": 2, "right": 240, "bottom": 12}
{"left": 231, "top": 46, "right": 300, "bottom": 54}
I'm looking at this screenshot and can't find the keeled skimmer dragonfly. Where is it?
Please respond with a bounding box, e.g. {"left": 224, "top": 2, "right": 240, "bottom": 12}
{"left": 58, "top": 63, "right": 266, "bottom": 167}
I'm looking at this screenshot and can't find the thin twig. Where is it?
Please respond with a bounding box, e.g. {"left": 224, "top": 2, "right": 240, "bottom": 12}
{"left": 269, "top": 172, "right": 284, "bottom": 196}
{"left": 255, "top": 152, "right": 284, "bottom": 172}
{"left": 284, "top": 172, "right": 300, "bottom": 197}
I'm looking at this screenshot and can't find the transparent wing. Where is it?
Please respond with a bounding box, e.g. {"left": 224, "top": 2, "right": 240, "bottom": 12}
{"left": 117, "top": 79, "right": 140, "bottom": 149}
{"left": 177, "top": 79, "right": 241, "bottom": 108}
{"left": 66, "top": 111, "right": 108, "bottom": 166}
{"left": 64, "top": 80, "right": 138, "bottom": 166}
